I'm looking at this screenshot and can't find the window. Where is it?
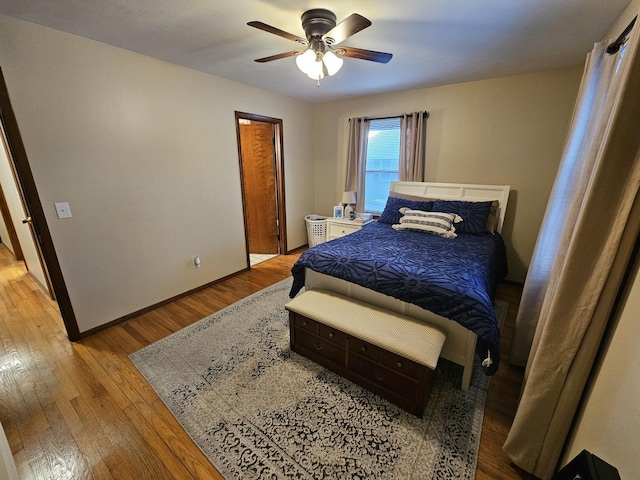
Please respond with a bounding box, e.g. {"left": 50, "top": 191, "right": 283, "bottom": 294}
{"left": 364, "top": 117, "right": 401, "bottom": 212}
{"left": 346, "top": 112, "right": 426, "bottom": 213}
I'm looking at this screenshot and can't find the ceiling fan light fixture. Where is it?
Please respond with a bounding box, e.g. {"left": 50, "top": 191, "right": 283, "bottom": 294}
{"left": 296, "top": 48, "right": 342, "bottom": 81}
{"left": 323, "top": 51, "right": 343, "bottom": 76}
{"left": 295, "top": 48, "right": 317, "bottom": 74}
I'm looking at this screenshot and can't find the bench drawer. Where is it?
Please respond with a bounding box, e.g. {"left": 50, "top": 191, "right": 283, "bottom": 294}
{"left": 349, "top": 353, "right": 419, "bottom": 401}
{"left": 318, "top": 323, "right": 348, "bottom": 347}
{"left": 381, "top": 350, "right": 423, "bottom": 379}
{"left": 292, "top": 314, "right": 319, "bottom": 333}
{"left": 294, "top": 327, "right": 345, "bottom": 366}
{"left": 349, "top": 337, "right": 383, "bottom": 362}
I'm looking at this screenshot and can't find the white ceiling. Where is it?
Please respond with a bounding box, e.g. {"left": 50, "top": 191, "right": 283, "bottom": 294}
{"left": 0, "top": 0, "right": 632, "bottom": 103}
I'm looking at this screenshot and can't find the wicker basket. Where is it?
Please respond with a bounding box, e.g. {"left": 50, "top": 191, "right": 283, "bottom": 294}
{"left": 305, "top": 215, "right": 328, "bottom": 247}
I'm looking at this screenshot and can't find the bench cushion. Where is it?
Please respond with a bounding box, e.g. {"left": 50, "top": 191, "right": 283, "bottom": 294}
{"left": 285, "top": 289, "right": 446, "bottom": 370}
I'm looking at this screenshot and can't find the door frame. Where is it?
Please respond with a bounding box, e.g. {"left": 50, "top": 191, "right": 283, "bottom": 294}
{"left": 0, "top": 67, "right": 80, "bottom": 340}
{"left": 234, "top": 111, "right": 288, "bottom": 260}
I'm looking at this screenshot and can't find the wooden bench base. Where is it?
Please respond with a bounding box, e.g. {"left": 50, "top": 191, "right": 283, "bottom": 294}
{"left": 285, "top": 290, "right": 447, "bottom": 417}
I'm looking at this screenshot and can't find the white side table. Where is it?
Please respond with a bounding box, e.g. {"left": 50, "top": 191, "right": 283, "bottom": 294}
{"left": 325, "top": 218, "right": 373, "bottom": 241}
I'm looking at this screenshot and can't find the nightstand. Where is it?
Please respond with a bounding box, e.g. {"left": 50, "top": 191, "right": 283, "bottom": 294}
{"left": 325, "top": 218, "right": 373, "bottom": 241}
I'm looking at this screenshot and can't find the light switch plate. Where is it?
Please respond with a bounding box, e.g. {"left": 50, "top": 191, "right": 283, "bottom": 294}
{"left": 54, "top": 202, "right": 72, "bottom": 219}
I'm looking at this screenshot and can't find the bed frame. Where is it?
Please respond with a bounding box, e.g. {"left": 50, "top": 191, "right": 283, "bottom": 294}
{"left": 305, "top": 181, "right": 510, "bottom": 390}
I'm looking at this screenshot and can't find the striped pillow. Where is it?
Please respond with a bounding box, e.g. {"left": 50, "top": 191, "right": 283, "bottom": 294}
{"left": 392, "top": 208, "right": 462, "bottom": 238}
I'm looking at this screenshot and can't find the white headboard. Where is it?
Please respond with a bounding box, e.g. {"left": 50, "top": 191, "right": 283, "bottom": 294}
{"left": 390, "top": 181, "right": 511, "bottom": 233}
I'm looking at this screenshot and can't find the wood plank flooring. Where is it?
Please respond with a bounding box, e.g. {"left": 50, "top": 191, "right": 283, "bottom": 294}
{"left": 0, "top": 244, "right": 536, "bottom": 479}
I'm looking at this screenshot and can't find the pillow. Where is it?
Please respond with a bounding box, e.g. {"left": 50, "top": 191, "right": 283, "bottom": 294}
{"left": 486, "top": 200, "right": 500, "bottom": 233}
{"left": 378, "top": 196, "right": 435, "bottom": 224}
{"left": 392, "top": 208, "right": 462, "bottom": 238}
{"left": 432, "top": 200, "right": 493, "bottom": 234}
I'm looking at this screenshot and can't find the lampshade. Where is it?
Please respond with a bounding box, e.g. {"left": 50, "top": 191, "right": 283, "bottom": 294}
{"left": 341, "top": 191, "right": 356, "bottom": 204}
{"left": 322, "top": 51, "right": 343, "bottom": 76}
{"left": 295, "top": 49, "right": 317, "bottom": 74}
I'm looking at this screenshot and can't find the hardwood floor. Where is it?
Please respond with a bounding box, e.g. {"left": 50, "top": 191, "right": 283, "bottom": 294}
{"left": 0, "top": 244, "right": 536, "bottom": 479}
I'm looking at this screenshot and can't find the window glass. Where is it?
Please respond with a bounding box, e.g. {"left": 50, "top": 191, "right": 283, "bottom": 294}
{"left": 364, "top": 117, "right": 401, "bottom": 212}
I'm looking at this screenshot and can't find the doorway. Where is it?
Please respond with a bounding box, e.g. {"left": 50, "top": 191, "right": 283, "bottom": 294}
{"left": 0, "top": 172, "right": 24, "bottom": 261}
{"left": 235, "top": 112, "right": 287, "bottom": 267}
{"left": 1, "top": 121, "right": 53, "bottom": 297}
{"left": 0, "top": 66, "right": 79, "bottom": 340}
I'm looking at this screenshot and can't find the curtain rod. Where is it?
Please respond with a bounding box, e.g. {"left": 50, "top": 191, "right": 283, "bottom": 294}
{"left": 349, "top": 112, "right": 430, "bottom": 122}
{"left": 607, "top": 15, "right": 637, "bottom": 54}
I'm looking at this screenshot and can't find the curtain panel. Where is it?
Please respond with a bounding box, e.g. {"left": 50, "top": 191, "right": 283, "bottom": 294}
{"left": 399, "top": 112, "right": 428, "bottom": 182}
{"left": 504, "top": 19, "right": 640, "bottom": 480}
{"left": 510, "top": 36, "right": 629, "bottom": 367}
{"left": 344, "top": 117, "right": 369, "bottom": 212}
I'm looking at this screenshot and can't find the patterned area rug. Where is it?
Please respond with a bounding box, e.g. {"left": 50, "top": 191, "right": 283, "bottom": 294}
{"left": 130, "top": 278, "right": 507, "bottom": 479}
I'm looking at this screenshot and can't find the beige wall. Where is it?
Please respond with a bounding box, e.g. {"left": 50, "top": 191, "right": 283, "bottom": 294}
{"left": 314, "top": 68, "right": 583, "bottom": 282}
{"left": 562, "top": 1, "right": 640, "bottom": 476}
{"left": 0, "top": 15, "right": 315, "bottom": 332}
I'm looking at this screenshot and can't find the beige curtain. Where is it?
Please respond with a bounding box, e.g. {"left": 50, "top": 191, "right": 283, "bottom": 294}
{"left": 504, "top": 20, "right": 640, "bottom": 480}
{"left": 344, "top": 117, "right": 369, "bottom": 212}
{"left": 510, "top": 32, "right": 633, "bottom": 366}
{"left": 399, "top": 111, "right": 428, "bottom": 182}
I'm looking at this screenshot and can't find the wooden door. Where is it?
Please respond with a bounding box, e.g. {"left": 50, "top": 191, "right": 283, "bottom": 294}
{"left": 239, "top": 122, "right": 279, "bottom": 254}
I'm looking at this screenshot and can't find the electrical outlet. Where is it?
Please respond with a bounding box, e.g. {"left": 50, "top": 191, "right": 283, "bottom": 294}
{"left": 193, "top": 256, "right": 201, "bottom": 269}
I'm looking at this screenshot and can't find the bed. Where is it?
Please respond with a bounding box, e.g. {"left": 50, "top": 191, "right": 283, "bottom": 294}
{"left": 290, "top": 181, "right": 510, "bottom": 389}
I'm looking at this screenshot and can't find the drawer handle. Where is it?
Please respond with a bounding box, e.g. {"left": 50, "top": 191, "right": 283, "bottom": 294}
{"left": 329, "top": 332, "right": 334, "bottom": 338}
{"left": 314, "top": 342, "right": 324, "bottom": 351}
{"left": 396, "top": 361, "right": 403, "bottom": 368}
{"left": 374, "top": 369, "right": 386, "bottom": 381}
{"left": 360, "top": 346, "right": 367, "bottom": 353}
{"left": 302, "top": 320, "right": 308, "bottom": 326}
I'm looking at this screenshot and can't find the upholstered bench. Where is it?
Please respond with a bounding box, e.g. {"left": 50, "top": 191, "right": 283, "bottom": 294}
{"left": 285, "top": 289, "right": 447, "bottom": 417}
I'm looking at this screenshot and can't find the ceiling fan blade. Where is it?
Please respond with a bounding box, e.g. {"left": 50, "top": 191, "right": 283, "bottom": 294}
{"left": 254, "top": 51, "right": 301, "bottom": 63}
{"left": 336, "top": 46, "right": 393, "bottom": 63}
{"left": 324, "top": 14, "right": 371, "bottom": 45}
{"left": 247, "top": 21, "right": 307, "bottom": 44}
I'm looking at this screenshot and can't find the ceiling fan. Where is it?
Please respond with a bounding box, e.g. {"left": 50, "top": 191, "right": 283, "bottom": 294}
{"left": 248, "top": 9, "right": 393, "bottom": 84}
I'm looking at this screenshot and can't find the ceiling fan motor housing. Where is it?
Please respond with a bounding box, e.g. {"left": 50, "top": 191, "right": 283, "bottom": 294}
{"left": 301, "top": 9, "right": 337, "bottom": 42}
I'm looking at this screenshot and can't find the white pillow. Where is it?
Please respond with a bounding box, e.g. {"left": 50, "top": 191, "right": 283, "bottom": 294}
{"left": 392, "top": 208, "right": 462, "bottom": 238}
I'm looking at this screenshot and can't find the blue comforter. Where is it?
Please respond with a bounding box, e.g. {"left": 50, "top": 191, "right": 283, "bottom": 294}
{"left": 290, "top": 222, "right": 507, "bottom": 375}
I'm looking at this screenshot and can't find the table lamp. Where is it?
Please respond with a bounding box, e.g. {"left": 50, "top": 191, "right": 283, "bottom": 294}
{"left": 342, "top": 191, "right": 356, "bottom": 220}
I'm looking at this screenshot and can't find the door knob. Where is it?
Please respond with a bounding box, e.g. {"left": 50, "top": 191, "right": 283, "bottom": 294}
{"left": 22, "top": 216, "right": 32, "bottom": 224}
